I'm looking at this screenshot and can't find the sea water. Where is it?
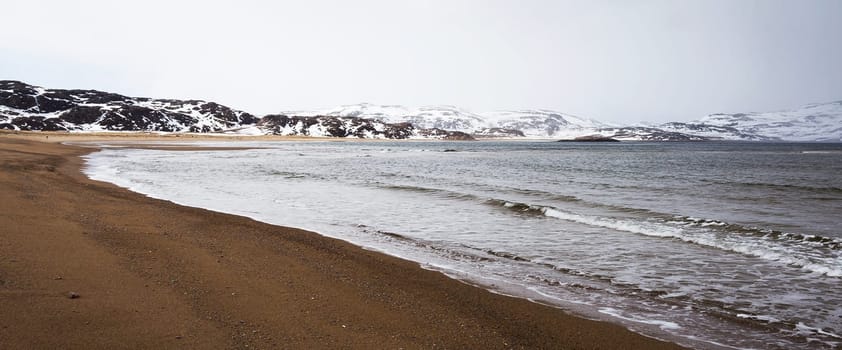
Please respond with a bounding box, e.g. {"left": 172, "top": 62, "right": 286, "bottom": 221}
{"left": 83, "top": 141, "right": 842, "bottom": 349}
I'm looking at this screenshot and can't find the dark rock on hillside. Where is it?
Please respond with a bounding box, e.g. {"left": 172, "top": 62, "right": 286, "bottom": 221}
{"left": 0, "top": 85, "right": 39, "bottom": 111}
{"left": 96, "top": 106, "right": 195, "bottom": 132}
{"left": 198, "top": 102, "right": 260, "bottom": 126}
{"left": 9, "top": 116, "right": 66, "bottom": 131}
{"left": 43, "top": 88, "right": 129, "bottom": 104}
{"left": 383, "top": 122, "right": 415, "bottom": 139}
{"left": 323, "top": 116, "right": 375, "bottom": 137}
{"left": 59, "top": 106, "right": 103, "bottom": 125}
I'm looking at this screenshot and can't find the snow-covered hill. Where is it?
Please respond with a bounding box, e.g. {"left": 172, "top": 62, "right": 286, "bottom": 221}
{"left": 283, "top": 103, "right": 610, "bottom": 138}
{"left": 283, "top": 103, "right": 489, "bottom": 132}
{"left": 659, "top": 101, "right": 842, "bottom": 141}
{"left": 483, "top": 109, "right": 609, "bottom": 138}
{"left": 283, "top": 101, "right": 842, "bottom": 141}
{"left": 256, "top": 114, "right": 472, "bottom": 140}
{"left": 0, "top": 80, "right": 258, "bottom": 133}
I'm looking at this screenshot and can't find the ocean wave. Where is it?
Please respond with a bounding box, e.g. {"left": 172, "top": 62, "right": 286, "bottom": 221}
{"left": 481, "top": 199, "right": 842, "bottom": 277}
{"left": 359, "top": 226, "right": 495, "bottom": 263}
{"left": 491, "top": 186, "right": 582, "bottom": 203}
{"left": 484, "top": 199, "right": 548, "bottom": 216}
{"left": 376, "top": 179, "right": 840, "bottom": 255}
{"left": 378, "top": 184, "right": 482, "bottom": 201}
{"left": 670, "top": 216, "right": 842, "bottom": 250}
{"left": 375, "top": 183, "right": 842, "bottom": 277}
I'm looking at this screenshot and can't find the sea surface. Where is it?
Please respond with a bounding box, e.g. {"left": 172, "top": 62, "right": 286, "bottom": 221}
{"left": 83, "top": 141, "right": 842, "bottom": 349}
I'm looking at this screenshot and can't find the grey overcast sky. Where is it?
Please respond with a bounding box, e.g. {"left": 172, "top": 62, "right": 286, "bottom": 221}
{"left": 2, "top": 0, "right": 841, "bottom": 123}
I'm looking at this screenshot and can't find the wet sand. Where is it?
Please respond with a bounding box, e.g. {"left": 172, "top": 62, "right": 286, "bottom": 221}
{"left": 0, "top": 133, "right": 687, "bottom": 349}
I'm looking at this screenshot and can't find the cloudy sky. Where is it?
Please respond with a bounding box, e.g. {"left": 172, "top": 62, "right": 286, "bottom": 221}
{"left": 2, "top": 0, "right": 841, "bottom": 123}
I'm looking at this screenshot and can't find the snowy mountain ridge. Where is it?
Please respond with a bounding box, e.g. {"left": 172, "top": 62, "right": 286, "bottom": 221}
{"left": 2, "top": 80, "right": 840, "bottom": 141}
{"left": 282, "top": 103, "right": 611, "bottom": 138}
{"left": 659, "top": 101, "right": 842, "bottom": 141}
{"left": 284, "top": 101, "right": 842, "bottom": 141}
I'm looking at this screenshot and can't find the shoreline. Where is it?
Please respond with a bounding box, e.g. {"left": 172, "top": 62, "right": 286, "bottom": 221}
{"left": 0, "top": 134, "right": 687, "bottom": 349}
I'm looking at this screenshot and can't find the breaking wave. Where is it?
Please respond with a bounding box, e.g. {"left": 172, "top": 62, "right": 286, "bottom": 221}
{"left": 481, "top": 198, "right": 842, "bottom": 277}
{"left": 379, "top": 182, "right": 842, "bottom": 271}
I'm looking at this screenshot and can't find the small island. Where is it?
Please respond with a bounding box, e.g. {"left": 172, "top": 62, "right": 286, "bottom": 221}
{"left": 556, "top": 135, "right": 621, "bottom": 142}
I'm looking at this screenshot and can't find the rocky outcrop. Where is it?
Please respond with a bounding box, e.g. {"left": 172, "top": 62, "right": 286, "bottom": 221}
{"left": 257, "top": 115, "right": 416, "bottom": 139}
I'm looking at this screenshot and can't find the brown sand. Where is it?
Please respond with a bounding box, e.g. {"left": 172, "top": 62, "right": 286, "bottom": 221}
{"left": 0, "top": 134, "right": 687, "bottom": 349}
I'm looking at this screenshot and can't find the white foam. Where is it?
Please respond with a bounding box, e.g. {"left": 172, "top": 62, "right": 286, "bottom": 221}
{"left": 542, "top": 208, "right": 680, "bottom": 238}
{"left": 598, "top": 307, "right": 682, "bottom": 330}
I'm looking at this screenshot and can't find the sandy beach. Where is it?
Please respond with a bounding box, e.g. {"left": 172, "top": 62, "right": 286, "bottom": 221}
{"left": 0, "top": 132, "right": 686, "bottom": 349}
